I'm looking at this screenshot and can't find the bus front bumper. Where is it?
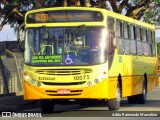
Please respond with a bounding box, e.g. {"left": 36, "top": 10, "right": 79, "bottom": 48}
{"left": 23, "top": 78, "right": 117, "bottom": 100}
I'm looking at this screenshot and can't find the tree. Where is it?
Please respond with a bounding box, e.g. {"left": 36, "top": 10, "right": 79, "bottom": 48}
{"left": 0, "top": 0, "right": 160, "bottom": 31}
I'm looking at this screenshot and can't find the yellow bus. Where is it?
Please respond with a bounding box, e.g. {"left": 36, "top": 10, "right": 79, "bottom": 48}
{"left": 23, "top": 7, "right": 158, "bottom": 113}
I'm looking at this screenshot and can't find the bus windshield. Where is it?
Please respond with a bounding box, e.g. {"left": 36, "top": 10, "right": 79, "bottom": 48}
{"left": 25, "top": 26, "right": 108, "bottom": 66}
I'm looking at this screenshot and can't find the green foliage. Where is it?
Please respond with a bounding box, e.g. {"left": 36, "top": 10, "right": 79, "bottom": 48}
{"left": 0, "top": 0, "right": 160, "bottom": 31}
{"left": 155, "top": 0, "right": 160, "bottom": 3}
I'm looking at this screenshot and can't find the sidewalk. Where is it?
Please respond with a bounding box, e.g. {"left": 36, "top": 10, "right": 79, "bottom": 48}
{"left": 0, "top": 95, "right": 39, "bottom": 112}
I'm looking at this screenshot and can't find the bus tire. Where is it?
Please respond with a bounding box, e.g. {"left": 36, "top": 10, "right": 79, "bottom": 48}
{"left": 40, "top": 100, "right": 54, "bottom": 113}
{"left": 136, "top": 80, "right": 147, "bottom": 104}
{"left": 127, "top": 95, "right": 136, "bottom": 104}
{"left": 108, "top": 83, "right": 121, "bottom": 110}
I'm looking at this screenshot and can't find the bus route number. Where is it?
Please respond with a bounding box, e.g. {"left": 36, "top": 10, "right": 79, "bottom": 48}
{"left": 36, "top": 14, "right": 48, "bottom": 21}
{"left": 74, "top": 75, "right": 90, "bottom": 80}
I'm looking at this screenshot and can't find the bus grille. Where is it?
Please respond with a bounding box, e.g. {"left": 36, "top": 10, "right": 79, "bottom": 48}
{"left": 46, "top": 90, "right": 82, "bottom": 96}
{"left": 35, "top": 69, "right": 92, "bottom": 75}
{"left": 42, "top": 81, "right": 86, "bottom": 86}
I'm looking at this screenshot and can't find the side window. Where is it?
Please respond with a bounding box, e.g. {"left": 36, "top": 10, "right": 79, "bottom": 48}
{"left": 130, "top": 25, "right": 134, "bottom": 40}
{"left": 152, "top": 31, "right": 155, "bottom": 43}
{"left": 143, "top": 29, "right": 147, "bottom": 42}
{"left": 137, "top": 41, "right": 143, "bottom": 55}
{"left": 143, "top": 42, "right": 150, "bottom": 56}
{"left": 143, "top": 29, "right": 150, "bottom": 56}
{"left": 136, "top": 26, "right": 140, "bottom": 41}
{"left": 136, "top": 27, "right": 143, "bottom": 56}
{"left": 148, "top": 30, "right": 152, "bottom": 56}
{"left": 107, "top": 17, "right": 115, "bottom": 55}
{"left": 151, "top": 31, "right": 156, "bottom": 57}
{"left": 124, "top": 22, "right": 130, "bottom": 54}
{"left": 116, "top": 20, "right": 124, "bottom": 54}
{"left": 124, "top": 23, "right": 129, "bottom": 39}
{"left": 147, "top": 30, "right": 152, "bottom": 43}
{"left": 140, "top": 28, "right": 143, "bottom": 41}
{"left": 130, "top": 25, "right": 136, "bottom": 55}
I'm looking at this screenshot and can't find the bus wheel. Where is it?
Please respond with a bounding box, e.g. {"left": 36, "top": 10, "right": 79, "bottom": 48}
{"left": 108, "top": 83, "right": 121, "bottom": 110}
{"left": 127, "top": 95, "right": 136, "bottom": 104}
{"left": 40, "top": 100, "right": 55, "bottom": 113}
{"left": 136, "top": 81, "right": 147, "bottom": 104}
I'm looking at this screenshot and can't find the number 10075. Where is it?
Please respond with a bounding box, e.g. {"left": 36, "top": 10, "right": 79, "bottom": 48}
{"left": 74, "top": 75, "right": 90, "bottom": 80}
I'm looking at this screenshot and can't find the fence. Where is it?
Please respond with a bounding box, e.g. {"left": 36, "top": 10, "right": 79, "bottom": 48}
{"left": 0, "top": 75, "right": 19, "bottom": 95}
{"left": 5, "top": 49, "right": 22, "bottom": 91}
{"left": 0, "top": 50, "right": 23, "bottom": 95}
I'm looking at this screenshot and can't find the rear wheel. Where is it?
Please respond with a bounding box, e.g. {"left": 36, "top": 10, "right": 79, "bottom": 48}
{"left": 40, "top": 100, "right": 55, "bottom": 113}
{"left": 127, "top": 95, "right": 136, "bottom": 104}
{"left": 108, "top": 83, "right": 121, "bottom": 110}
{"left": 136, "top": 81, "right": 147, "bottom": 104}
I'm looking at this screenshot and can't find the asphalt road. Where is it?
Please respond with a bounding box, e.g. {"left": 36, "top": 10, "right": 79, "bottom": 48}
{"left": 1, "top": 88, "right": 160, "bottom": 120}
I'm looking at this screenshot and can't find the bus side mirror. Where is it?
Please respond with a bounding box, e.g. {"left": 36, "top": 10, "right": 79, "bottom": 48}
{"left": 17, "top": 23, "right": 25, "bottom": 51}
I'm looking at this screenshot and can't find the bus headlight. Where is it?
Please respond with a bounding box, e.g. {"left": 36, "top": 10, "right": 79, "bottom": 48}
{"left": 37, "top": 82, "right": 41, "bottom": 87}
{"left": 30, "top": 80, "right": 35, "bottom": 85}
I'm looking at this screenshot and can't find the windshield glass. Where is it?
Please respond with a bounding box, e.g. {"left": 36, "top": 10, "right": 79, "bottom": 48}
{"left": 25, "top": 26, "right": 108, "bottom": 66}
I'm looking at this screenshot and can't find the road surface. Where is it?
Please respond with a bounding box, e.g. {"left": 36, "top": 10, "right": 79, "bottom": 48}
{"left": 1, "top": 88, "right": 160, "bottom": 119}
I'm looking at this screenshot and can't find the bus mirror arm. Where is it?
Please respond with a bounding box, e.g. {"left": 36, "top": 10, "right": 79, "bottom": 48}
{"left": 110, "top": 31, "right": 117, "bottom": 48}
{"left": 113, "top": 37, "right": 117, "bottom": 48}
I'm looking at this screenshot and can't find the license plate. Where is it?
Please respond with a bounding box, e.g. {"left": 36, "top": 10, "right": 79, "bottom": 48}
{"left": 57, "top": 89, "right": 71, "bottom": 94}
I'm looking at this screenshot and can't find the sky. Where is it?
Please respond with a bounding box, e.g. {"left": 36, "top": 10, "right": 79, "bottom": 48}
{"left": 156, "top": 27, "right": 160, "bottom": 42}
{"left": 0, "top": 25, "right": 160, "bottom": 42}
{"left": 156, "top": 27, "right": 160, "bottom": 37}
{"left": 0, "top": 25, "right": 17, "bottom": 41}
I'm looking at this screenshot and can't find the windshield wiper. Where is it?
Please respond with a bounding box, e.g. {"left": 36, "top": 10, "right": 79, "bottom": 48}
{"left": 73, "top": 24, "right": 86, "bottom": 37}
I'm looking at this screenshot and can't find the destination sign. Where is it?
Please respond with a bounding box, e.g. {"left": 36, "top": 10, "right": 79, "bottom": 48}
{"left": 32, "top": 55, "right": 62, "bottom": 63}
{"left": 27, "top": 10, "right": 103, "bottom": 23}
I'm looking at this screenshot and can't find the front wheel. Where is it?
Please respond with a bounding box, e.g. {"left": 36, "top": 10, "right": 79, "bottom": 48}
{"left": 108, "top": 83, "right": 121, "bottom": 110}
{"left": 40, "top": 100, "right": 55, "bottom": 113}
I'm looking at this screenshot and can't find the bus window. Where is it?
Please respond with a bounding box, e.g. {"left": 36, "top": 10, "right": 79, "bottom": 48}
{"left": 143, "top": 29, "right": 147, "bottom": 42}
{"left": 152, "top": 31, "right": 155, "bottom": 43}
{"left": 116, "top": 20, "right": 124, "bottom": 54}
{"left": 150, "top": 31, "right": 156, "bottom": 57}
{"left": 130, "top": 25, "right": 136, "bottom": 55}
{"left": 124, "top": 22, "right": 130, "bottom": 54}
{"left": 127, "top": 24, "right": 130, "bottom": 39}
{"left": 124, "top": 22, "right": 129, "bottom": 39}
{"left": 136, "top": 26, "right": 140, "bottom": 41}
{"left": 152, "top": 31, "right": 156, "bottom": 56}
{"left": 148, "top": 30, "right": 152, "bottom": 56}
{"left": 107, "top": 17, "right": 115, "bottom": 55}
{"left": 130, "top": 40, "right": 136, "bottom": 55}
{"left": 147, "top": 30, "right": 152, "bottom": 43}
{"left": 143, "top": 43, "right": 150, "bottom": 56}
{"left": 137, "top": 41, "right": 143, "bottom": 56}
{"left": 130, "top": 25, "right": 134, "bottom": 40}
{"left": 25, "top": 26, "right": 108, "bottom": 65}
{"left": 140, "top": 28, "right": 143, "bottom": 41}
{"left": 136, "top": 27, "right": 143, "bottom": 55}
{"left": 116, "top": 20, "right": 123, "bottom": 38}
{"left": 143, "top": 28, "right": 151, "bottom": 57}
